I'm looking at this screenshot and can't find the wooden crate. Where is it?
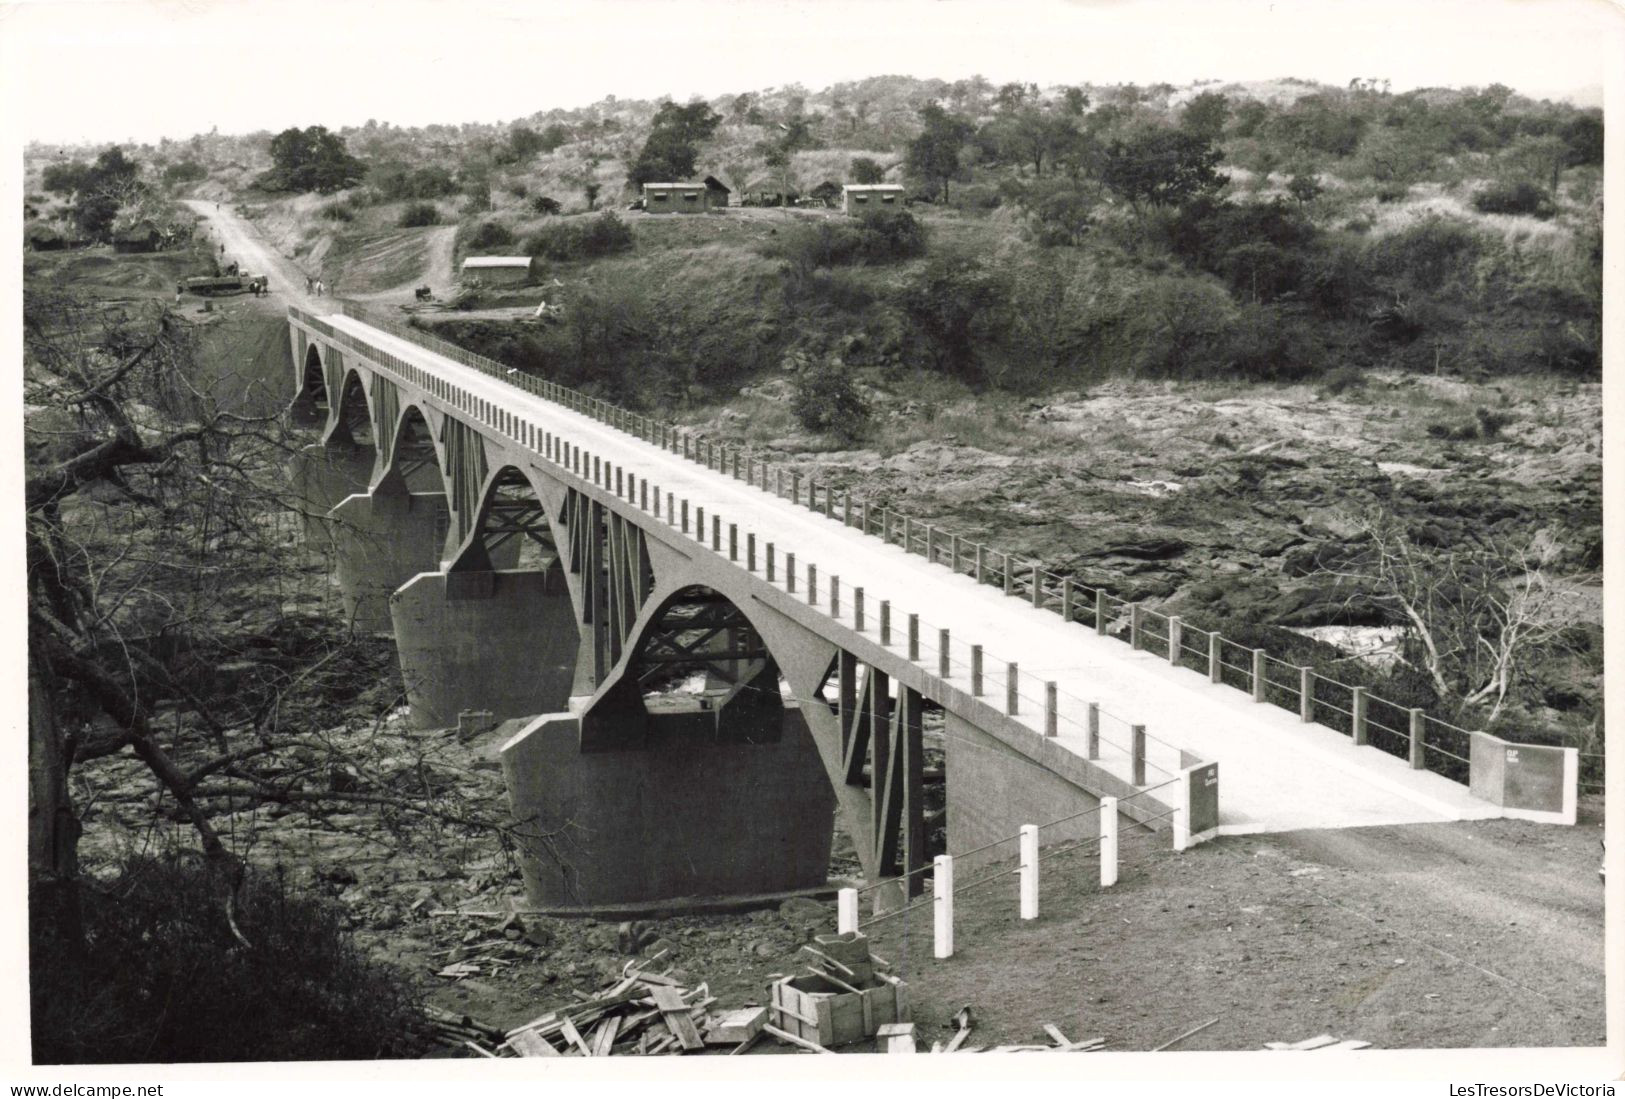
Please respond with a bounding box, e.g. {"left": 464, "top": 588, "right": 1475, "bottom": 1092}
{"left": 768, "top": 972, "right": 909, "bottom": 1049}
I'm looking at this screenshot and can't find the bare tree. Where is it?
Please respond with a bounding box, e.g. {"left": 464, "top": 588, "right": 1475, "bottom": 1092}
{"left": 25, "top": 291, "right": 558, "bottom": 949}
{"left": 1322, "top": 509, "right": 1580, "bottom": 723}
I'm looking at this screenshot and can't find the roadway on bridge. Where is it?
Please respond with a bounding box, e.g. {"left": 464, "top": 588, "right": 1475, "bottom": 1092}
{"left": 328, "top": 311, "right": 1503, "bottom": 836}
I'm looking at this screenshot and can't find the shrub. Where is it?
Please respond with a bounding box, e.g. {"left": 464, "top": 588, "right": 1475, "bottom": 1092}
{"left": 1222, "top": 304, "right": 1319, "bottom": 381}
{"left": 397, "top": 202, "right": 439, "bottom": 227}
{"left": 529, "top": 195, "right": 562, "bottom": 216}
{"left": 791, "top": 365, "right": 870, "bottom": 441}
{"left": 463, "top": 219, "right": 513, "bottom": 251}
{"left": 1474, "top": 406, "right": 1515, "bottom": 437}
{"left": 31, "top": 856, "right": 426, "bottom": 1063}
{"left": 764, "top": 209, "right": 925, "bottom": 273}
{"left": 1319, "top": 365, "right": 1366, "bottom": 395}
{"left": 321, "top": 201, "right": 357, "bottom": 222}
{"left": 898, "top": 251, "right": 1011, "bottom": 380}
{"left": 524, "top": 212, "right": 634, "bottom": 261}
{"left": 850, "top": 157, "right": 886, "bottom": 185}
{"left": 1286, "top": 173, "right": 1323, "bottom": 204}
{"left": 1471, "top": 180, "right": 1555, "bottom": 219}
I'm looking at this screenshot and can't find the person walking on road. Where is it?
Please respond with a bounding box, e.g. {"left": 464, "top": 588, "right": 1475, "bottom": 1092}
{"left": 314, "top": 279, "right": 324, "bottom": 297}
{"left": 305, "top": 275, "right": 313, "bottom": 295}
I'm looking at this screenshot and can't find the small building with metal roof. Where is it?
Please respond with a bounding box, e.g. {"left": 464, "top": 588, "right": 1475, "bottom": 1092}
{"left": 841, "top": 184, "right": 905, "bottom": 215}
{"left": 460, "top": 255, "right": 538, "bottom": 285}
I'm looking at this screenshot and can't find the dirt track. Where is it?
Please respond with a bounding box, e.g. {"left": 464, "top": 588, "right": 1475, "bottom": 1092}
{"left": 183, "top": 198, "right": 313, "bottom": 302}
{"left": 854, "top": 809, "right": 1607, "bottom": 1052}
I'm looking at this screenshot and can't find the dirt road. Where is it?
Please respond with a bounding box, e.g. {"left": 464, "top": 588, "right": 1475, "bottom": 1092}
{"left": 183, "top": 199, "right": 313, "bottom": 302}
{"left": 855, "top": 810, "right": 1607, "bottom": 1051}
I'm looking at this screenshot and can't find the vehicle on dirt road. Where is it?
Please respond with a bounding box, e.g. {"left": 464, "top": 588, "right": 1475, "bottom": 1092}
{"left": 177, "top": 272, "right": 268, "bottom": 296}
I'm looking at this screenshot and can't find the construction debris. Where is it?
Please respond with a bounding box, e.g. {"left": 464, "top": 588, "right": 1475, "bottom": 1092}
{"left": 1264, "top": 1035, "right": 1372, "bottom": 1051}
{"left": 767, "top": 932, "right": 910, "bottom": 1049}
{"left": 1150, "top": 1016, "right": 1220, "bottom": 1051}
{"left": 433, "top": 946, "right": 884, "bottom": 1057}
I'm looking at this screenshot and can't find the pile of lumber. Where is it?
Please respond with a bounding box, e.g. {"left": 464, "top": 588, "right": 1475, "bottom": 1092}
{"left": 429, "top": 955, "right": 795, "bottom": 1057}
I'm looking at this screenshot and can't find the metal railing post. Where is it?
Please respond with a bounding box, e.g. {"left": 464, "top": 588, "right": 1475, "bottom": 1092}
{"left": 1131, "top": 724, "right": 1147, "bottom": 786}
{"left": 1252, "top": 649, "right": 1266, "bottom": 702}
{"left": 938, "top": 629, "right": 950, "bottom": 679}
{"left": 1168, "top": 615, "right": 1182, "bottom": 664}
{"left": 1352, "top": 687, "right": 1368, "bottom": 746}
{"left": 1209, "top": 632, "right": 1222, "bottom": 683}
{"left": 1032, "top": 563, "right": 1043, "bottom": 608}
{"left": 786, "top": 552, "right": 796, "bottom": 593}
{"left": 1095, "top": 588, "right": 1106, "bottom": 635}
{"left": 880, "top": 601, "right": 892, "bottom": 646}
{"left": 1100, "top": 797, "right": 1119, "bottom": 888}
{"left": 1006, "top": 663, "right": 1019, "bottom": 715}
{"left": 1299, "top": 666, "right": 1314, "bottom": 723}
{"left": 1087, "top": 702, "right": 1099, "bottom": 759}
{"left": 971, "top": 646, "right": 983, "bottom": 696}
{"left": 854, "top": 588, "right": 865, "bottom": 632}
{"left": 837, "top": 889, "right": 859, "bottom": 935}
{"left": 1129, "top": 603, "right": 1142, "bottom": 649}
{"left": 907, "top": 614, "right": 919, "bottom": 661}
{"left": 1044, "top": 682, "right": 1058, "bottom": 738}
{"left": 1409, "top": 708, "right": 1425, "bottom": 769}
{"left": 1019, "top": 825, "right": 1039, "bottom": 921}
{"left": 933, "top": 855, "right": 954, "bottom": 959}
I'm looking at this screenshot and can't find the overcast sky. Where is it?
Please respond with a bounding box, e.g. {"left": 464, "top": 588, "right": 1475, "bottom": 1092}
{"left": 1, "top": 0, "right": 1617, "bottom": 146}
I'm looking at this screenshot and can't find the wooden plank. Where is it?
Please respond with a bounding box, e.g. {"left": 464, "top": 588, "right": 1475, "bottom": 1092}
{"left": 1151, "top": 1017, "right": 1219, "bottom": 1052}
{"left": 1288, "top": 1034, "right": 1340, "bottom": 1051}
{"left": 651, "top": 985, "right": 704, "bottom": 1050}
{"left": 509, "top": 1029, "right": 560, "bottom": 1058}
{"left": 763, "top": 1023, "right": 834, "bottom": 1054}
{"left": 463, "top": 1040, "right": 497, "bottom": 1058}
{"left": 705, "top": 1006, "right": 767, "bottom": 1046}
{"left": 589, "top": 1016, "right": 621, "bottom": 1056}
{"left": 558, "top": 1017, "right": 593, "bottom": 1056}
{"left": 1321, "top": 1039, "right": 1372, "bottom": 1052}
{"left": 729, "top": 1030, "right": 766, "bottom": 1056}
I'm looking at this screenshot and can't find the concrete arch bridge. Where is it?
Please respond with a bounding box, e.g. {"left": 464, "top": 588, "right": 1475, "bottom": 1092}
{"left": 285, "top": 302, "right": 1576, "bottom": 908}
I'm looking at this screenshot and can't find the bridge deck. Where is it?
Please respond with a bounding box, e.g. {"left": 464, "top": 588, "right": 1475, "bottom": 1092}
{"left": 331, "top": 313, "right": 1502, "bottom": 835}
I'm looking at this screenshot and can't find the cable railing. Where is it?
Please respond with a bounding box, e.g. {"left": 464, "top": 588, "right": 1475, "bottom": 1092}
{"left": 293, "top": 299, "right": 1600, "bottom": 802}
{"left": 838, "top": 776, "right": 1189, "bottom": 960}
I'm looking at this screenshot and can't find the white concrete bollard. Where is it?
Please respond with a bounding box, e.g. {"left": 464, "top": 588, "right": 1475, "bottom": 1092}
{"left": 1019, "top": 824, "right": 1039, "bottom": 921}
{"left": 933, "top": 855, "right": 954, "bottom": 959}
{"left": 837, "top": 888, "right": 859, "bottom": 934}
{"left": 1100, "top": 796, "right": 1119, "bottom": 888}
{"left": 1173, "top": 802, "right": 1190, "bottom": 852}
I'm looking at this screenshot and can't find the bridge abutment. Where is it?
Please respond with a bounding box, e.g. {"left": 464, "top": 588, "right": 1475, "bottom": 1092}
{"left": 391, "top": 565, "right": 580, "bottom": 732}
{"left": 501, "top": 705, "right": 835, "bottom": 906}
{"left": 330, "top": 489, "right": 448, "bottom": 634}
{"left": 944, "top": 712, "right": 1108, "bottom": 872}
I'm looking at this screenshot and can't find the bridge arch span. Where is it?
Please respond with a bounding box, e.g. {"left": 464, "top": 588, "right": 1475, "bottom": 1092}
{"left": 289, "top": 340, "right": 329, "bottom": 428}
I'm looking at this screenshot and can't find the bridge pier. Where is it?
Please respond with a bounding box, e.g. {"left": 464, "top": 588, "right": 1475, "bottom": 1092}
{"left": 329, "top": 489, "right": 448, "bottom": 635}
{"left": 390, "top": 565, "right": 580, "bottom": 732}
{"left": 501, "top": 705, "right": 835, "bottom": 906}
{"left": 287, "top": 442, "right": 372, "bottom": 540}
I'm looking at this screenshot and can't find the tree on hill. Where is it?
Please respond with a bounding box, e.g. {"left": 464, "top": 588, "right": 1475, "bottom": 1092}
{"left": 906, "top": 102, "right": 975, "bottom": 202}
{"left": 1100, "top": 128, "right": 1226, "bottom": 212}
{"left": 58, "top": 147, "right": 147, "bottom": 240}
{"left": 991, "top": 105, "right": 1079, "bottom": 178}
{"left": 260, "top": 126, "right": 365, "bottom": 193}
{"left": 627, "top": 100, "right": 722, "bottom": 186}
{"left": 1180, "top": 91, "right": 1230, "bottom": 140}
